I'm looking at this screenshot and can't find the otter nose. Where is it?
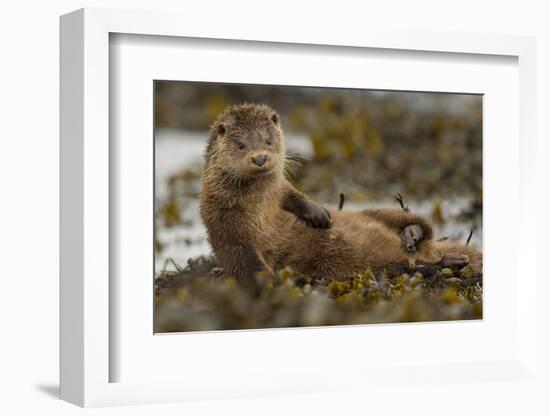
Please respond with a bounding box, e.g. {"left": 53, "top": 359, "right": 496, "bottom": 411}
{"left": 251, "top": 154, "right": 267, "bottom": 167}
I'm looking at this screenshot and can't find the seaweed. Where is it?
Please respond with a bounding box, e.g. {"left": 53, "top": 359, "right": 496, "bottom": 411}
{"left": 154, "top": 257, "right": 482, "bottom": 333}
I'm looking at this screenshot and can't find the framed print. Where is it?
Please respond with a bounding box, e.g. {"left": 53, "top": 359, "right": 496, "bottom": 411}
{"left": 60, "top": 8, "right": 538, "bottom": 408}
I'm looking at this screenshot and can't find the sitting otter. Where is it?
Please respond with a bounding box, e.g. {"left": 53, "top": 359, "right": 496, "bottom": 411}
{"left": 199, "top": 103, "right": 482, "bottom": 289}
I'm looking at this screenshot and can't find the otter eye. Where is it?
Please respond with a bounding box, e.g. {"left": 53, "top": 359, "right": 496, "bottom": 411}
{"left": 266, "top": 138, "right": 273, "bottom": 146}
{"left": 237, "top": 142, "right": 246, "bottom": 150}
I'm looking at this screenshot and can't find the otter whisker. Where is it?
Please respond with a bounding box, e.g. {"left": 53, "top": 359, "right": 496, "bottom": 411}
{"left": 283, "top": 163, "right": 300, "bottom": 179}
{"left": 285, "top": 152, "right": 309, "bottom": 163}
{"left": 283, "top": 153, "right": 307, "bottom": 179}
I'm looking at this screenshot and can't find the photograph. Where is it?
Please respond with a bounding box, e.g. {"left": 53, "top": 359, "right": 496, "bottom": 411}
{"left": 6, "top": 0, "right": 542, "bottom": 412}
{"left": 153, "top": 81, "right": 483, "bottom": 333}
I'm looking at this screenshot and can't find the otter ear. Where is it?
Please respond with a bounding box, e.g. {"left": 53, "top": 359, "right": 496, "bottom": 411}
{"left": 271, "top": 113, "right": 279, "bottom": 124}
{"left": 217, "top": 123, "right": 226, "bottom": 136}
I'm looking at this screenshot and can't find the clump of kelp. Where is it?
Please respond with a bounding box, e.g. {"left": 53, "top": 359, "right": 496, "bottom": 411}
{"left": 154, "top": 256, "right": 482, "bottom": 333}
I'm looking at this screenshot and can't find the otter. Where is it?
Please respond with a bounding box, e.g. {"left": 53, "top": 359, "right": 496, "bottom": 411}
{"left": 199, "top": 103, "right": 481, "bottom": 290}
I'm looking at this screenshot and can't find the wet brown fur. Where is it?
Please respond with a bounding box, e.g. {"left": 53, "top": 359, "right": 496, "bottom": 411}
{"left": 200, "top": 104, "right": 482, "bottom": 288}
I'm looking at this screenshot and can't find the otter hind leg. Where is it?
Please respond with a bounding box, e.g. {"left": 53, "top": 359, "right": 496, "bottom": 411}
{"left": 401, "top": 224, "right": 424, "bottom": 253}
{"left": 415, "top": 240, "right": 482, "bottom": 274}
{"left": 360, "top": 208, "right": 434, "bottom": 253}
{"left": 436, "top": 241, "right": 482, "bottom": 274}
{"left": 440, "top": 253, "right": 470, "bottom": 268}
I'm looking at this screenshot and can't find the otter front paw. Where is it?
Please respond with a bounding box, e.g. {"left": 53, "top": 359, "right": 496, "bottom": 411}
{"left": 401, "top": 224, "right": 425, "bottom": 252}
{"left": 299, "top": 203, "right": 332, "bottom": 229}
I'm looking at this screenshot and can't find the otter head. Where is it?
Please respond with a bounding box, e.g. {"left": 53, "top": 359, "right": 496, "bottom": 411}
{"left": 207, "top": 103, "right": 285, "bottom": 179}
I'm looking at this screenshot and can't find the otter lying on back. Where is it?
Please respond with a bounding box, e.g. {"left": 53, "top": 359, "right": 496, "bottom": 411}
{"left": 200, "top": 104, "right": 482, "bottom": 290}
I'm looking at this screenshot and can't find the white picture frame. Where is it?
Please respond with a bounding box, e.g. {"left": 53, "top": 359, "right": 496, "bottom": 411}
{"left": 60, "top": 7, "right": 538, "bottom": 408}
